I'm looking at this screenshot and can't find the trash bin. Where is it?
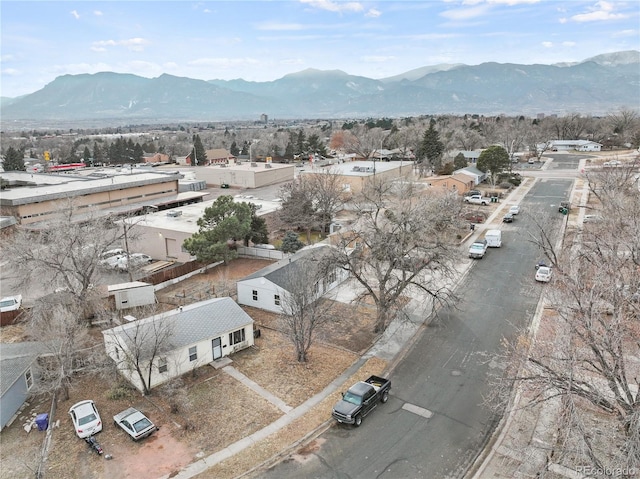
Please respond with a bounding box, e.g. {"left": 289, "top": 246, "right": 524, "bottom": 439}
{"left": 35, "top": 413, "right": 49, "bottom": 431}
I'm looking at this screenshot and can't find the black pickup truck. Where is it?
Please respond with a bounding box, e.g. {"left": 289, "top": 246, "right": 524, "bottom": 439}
{"left": 332, "top": 375, "right": 391, "bottom": 427}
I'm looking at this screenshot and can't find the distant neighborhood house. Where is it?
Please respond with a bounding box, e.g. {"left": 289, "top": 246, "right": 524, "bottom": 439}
{"left": 544, "top": 140, "right": 602, "bottom": 152}
{"left": 102, "top": 297, "right": 254, "bottom": 392}
{"left": 453, "top": 166, "right": 487, "bottom": 185}
{"left": 424, "top": 172, "right": 476, "bottom": 195}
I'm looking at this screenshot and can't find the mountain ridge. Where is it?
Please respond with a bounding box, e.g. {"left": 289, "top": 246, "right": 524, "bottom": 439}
{"left": 1, "top": 50, "right": 638, "bottom": 125}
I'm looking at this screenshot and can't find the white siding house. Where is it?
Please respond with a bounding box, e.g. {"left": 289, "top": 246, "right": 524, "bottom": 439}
{"left": 237, "top": 245, "right": 348, "bottom": 314}
{"left": 102, "top": 297, "right": 254, "bottom": 392}
{"left": 547, "top": 140, "right": 602, "bottom": 152}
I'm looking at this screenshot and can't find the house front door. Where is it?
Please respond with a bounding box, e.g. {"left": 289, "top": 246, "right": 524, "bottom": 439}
{"left": 212, "top": 337, "right": 222, "bottom": 360}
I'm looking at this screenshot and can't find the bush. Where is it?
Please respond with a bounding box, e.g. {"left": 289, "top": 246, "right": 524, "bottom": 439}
{"left": 106, "top": 384, "right": 135, "bottom": 401}
{"left": 498, "top": 182, "right": 513, "bottom": 189}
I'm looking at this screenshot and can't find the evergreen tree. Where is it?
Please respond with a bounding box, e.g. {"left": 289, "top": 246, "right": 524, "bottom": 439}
{"left": 477, "top": 145, "right": 510, "bottom": 186}
{"left": 3, "top": 146, "right": 26, "bottom": 171}
{"left": 296, "top": 130, "right": 306, "bottom": 155}
{"left": 83, "top": 146, "right": 91, "bottom": 163}
{"left": 133, "top": 143, "right": 144, "bottom": 163}
{"left": 230, "top": 141, "right": 239, "bottom": 156}
{"left": 453, "top": 153, "right": 468, "bottom": 170}
{"left": 417, "top": 119, "right": 444, "bottom": 174}
{"left": 191, "top": 134, "right": 207, "bottom": 166}
{"left": 93, "top": 141, "right": 104, "bottom": 165}
{"left": 281, "top": 231, "right": 304, "bottom": 253}
{"left": 244, "top": 204, "right": 269, "bottom": 246}
{"left": 183, "top": 196, "right": 252, "bottom": 264}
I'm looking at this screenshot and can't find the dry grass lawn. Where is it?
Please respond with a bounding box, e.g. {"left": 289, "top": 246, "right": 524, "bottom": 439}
{"left": 1, "top": 257, "right": 387, "bottom": 479}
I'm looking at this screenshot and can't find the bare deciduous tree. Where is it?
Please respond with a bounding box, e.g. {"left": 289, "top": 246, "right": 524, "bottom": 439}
{"left": 102, "top": 308, "right": 176, "bottom": 395}
{"left": 28, "top": 296, "right": 93, "bottom": 401}
{"left": 4, "top": 200, "right": 132, "bottom": 314}
{"left": 278, "top": 254, "right": 337, "bottom": 362}
{"left": 328, "top": 179, "right": 464, "bottom": 333}
{"left": 494, "top": 166, "right": 640, "bottom": 472}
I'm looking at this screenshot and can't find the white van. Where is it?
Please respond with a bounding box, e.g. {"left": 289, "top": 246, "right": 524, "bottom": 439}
{"left": 485, "top": 229, "right": 502, "bottom": 248}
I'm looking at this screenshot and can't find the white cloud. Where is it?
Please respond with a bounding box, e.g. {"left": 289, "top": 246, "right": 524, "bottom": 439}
{"left": 485, "top": 0, "right": 539, "bottom": 4}
{"left": 93, "top": 10, "right": 103, "bottom": 16}
{"left": 91, "top": 38, "right": 150, "bottom": 52}
{"left": 366, "top": 8, "right": 381, "bottom": 18}
{"left": 299, "top": 0, "right": 364, "bottom": 14}
{"left": 440, "top": 4, "right": 491, "bottom": 20}
{"left": 562, "top": 41, "right": 576, "bottom": 47}
{"left": 70, "top": 10, "right": 80, "bottom": 20}
{"left": 571, "top": 1, "right": 628, "bottom": 22}
{"left": 612, "top": 29, "right": 637, "bottom": 37}
{"left": 2, "top": 68, "right": 20, "bottom": 76}
{"left": 542, "top": 41, "right": 554, "bottom": 48}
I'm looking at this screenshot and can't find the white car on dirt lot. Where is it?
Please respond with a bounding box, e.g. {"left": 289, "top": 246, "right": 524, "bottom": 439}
{"left": 68, "top": 400, "right": 103, "bottom": 438}
{"left": 113, "top": 408, "right": 158, "bottom": 441}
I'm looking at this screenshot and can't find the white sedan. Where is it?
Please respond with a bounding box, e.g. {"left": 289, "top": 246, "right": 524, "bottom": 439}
{"left": 535, "top": 266, "right": 552, "bottom": 283}
{"left": 509, "top": 205, "right": 520, "bottom": 215}
{"left": 113, "top": 408, "right": 158, "bottom": 441}
{"left": 114, "top": 253, "right": 153, "bottom": 271}
{"left": 68, "top": 400, "right": 102, "bottom": 438}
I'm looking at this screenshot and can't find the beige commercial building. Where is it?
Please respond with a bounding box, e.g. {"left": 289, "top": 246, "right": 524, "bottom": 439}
{"left": 124, "top": 197, "right": 283, "bottom": 263}
{"left": 176, "top": 162, "right": 295, "bottom": 189}
{"left": 300, "top": 160, "right": 414, "bottom": 194}
{"left": 0, "top": 170, "right": 197, "bottom": 226}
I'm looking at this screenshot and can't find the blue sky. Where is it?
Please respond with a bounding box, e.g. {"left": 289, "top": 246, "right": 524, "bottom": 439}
{"left": 1, "top": 0, "right": 639, "bottom": 98}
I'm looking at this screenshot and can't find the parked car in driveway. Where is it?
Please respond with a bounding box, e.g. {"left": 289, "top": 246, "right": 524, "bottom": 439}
{"left": 114, "top": 253, "right": 153, "bottom": 271}
{"left": 0, "top": 295, "right": 22, "bottom": 313}
{"left": 99, "top": 248, "right": 127, "bottom": 269}
{"left": 69, "top": 400, "right": 102, "bottom": 438}
{"left": 113, "top": 408, "right": 158, "bottom": 441}
{"left": 535, "top": 266, "right": 552, "bottom": 283}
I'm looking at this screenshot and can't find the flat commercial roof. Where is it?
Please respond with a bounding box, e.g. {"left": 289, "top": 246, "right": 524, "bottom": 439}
{"left": 124, "top": 195, "right": 282, "bottom": 234}
{"left": 0, "top": 171, "right": 180, "bottom": 205}
{"left": 301, "top": 160, "right": 404, "bottom": 177}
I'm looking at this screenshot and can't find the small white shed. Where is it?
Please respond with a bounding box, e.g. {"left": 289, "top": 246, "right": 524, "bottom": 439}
{"left": 108, "top": 281, "right": 156, "bottom": 310}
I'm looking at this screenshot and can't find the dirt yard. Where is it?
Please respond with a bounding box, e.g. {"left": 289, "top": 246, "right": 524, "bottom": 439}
{"left": 1, "top": 257, "right": 383, "bottom": 479}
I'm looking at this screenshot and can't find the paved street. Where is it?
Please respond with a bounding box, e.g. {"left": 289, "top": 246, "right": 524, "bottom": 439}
{"left": 257, "top": 177, "right": 572, "bottom": 478}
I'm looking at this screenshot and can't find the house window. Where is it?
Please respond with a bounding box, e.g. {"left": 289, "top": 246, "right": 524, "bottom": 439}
{"left": 114, "top": 347, "right": 120, "bottom": 360}
{"left": 25, "top": 368, "right": 33, "bottom": 390}
{"left": 274, "top": 294, "right": 280, "bottom": 306}
{"left": 158, "top": 357, "right": 168, "bottom": 373}
{"left": 252, "top": 290, "right": 258, "bottom": 301}
{"left": 229, "top": 328, "right": 246, "bottom": 345}
{"left": 189, "top": 346, "right": 197, "bottom": 362}
{"left": 327, "top": 270, "right": 337, "bottom": 285}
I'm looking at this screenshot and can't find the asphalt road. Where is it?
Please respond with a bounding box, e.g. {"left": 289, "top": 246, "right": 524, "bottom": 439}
{"left": 257, "top": 178, "right": 573, "bottom": 479}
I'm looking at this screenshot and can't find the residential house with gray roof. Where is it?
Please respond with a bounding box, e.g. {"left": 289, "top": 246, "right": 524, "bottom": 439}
{"left": 236, "top": 244, "right": 348, "bottom": 314}
{"left": 102, "top": 297, "right": 254, "bottom": 392}
{"left": 1, "top": 342, "right": 47, "bottom": 430}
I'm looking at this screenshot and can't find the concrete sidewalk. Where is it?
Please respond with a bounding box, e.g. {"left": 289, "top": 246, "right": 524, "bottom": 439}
{"left": 158, "top": 179, "right": 538, "bottom": 479}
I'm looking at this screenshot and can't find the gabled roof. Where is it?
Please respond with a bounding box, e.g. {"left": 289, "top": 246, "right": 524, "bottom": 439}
{"left": 239, "top": 244, "right": 333, "bottom": 292}
{"left": 1, "top": 342, "right": 49, "bottom": 396}
{"left": 102, "top": 297, "right": 253, "bottom": 357}
{"left": 454, "top": 166, "right": 485, "bottom": 177}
